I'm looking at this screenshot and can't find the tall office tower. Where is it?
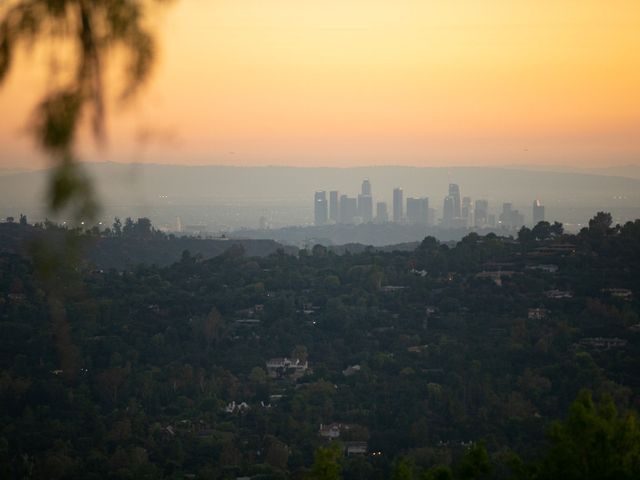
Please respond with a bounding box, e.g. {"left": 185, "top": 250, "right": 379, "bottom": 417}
{"left": 449, "top": 183, "right": 461, "bottom": 218}
{"left": 500, "top": 202, "right": 524, "bottom": 229}
{"left": 500, "top": 202, "right": 512, "bottom": 226}
{"left": 474, "top": 199, "right": 489, "bottom": 227}
{"left": 358, "top": 194, "right": 374, "bottom": 222}
{"left": 375, "top": 202, "right": 389, "bottom": 223}
{"left": 393, "top": 188, "right": 404, "bottom": 223}
{"left": 462, "top": 196, "right": 472, "bottom": 218}
{"left": 406, "top": 197, "right": 429, "bottom": 225}
{"left": 314, "top": 191, "right": 328, "bottom": 226}
{"left": 443, "top": 195, "right": 455, "bottom": 227}
{"left": 428, "top": 207, "right": 437, "bottom": 226}
{"left": 361, "top": 179, "right": 372, "bottom": 196}
{"left": 339, "top": 195, "right": 358, "bottom": 224}
{"left": 329, "top": 191, "right": 339, "bottom": 222}
{"left": 533, "top": 199, "right": 545, "bottom": 225}
{"left": 499, "top": 202, "right": 512, "bottom": 228}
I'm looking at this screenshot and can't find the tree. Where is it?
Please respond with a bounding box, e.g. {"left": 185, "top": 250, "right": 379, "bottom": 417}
{"left": 265, "top": 438, "right": 290, "bottom": 471}
{"left": 199, "top": 307, "right": 223, "bottom": 349}
{"left": 308, "top": 443, "right": 342, "bottom": 480}
{"left": 538, "top": 389, "right": 640, "bottom": 480}
{"left": 588, "top": 212, "right": 613, "bottom": 235}
{"left": 550, "top": 221, "right": 564, "bottom": 236}
{"left": 123, "top": 217, "right": 135, "bottom": 236}
{"left": 19, "top": 214, "right": 27, "bottom": 225}
{"left": 291, "top": 345, "right": 309, "bottom": 363}
{"left": 421, "top": 466, "right": 453, "bottom": 480}
{"left": 134, "top": 217, "right": 153, "bottom": 237}
{"left": 457, "top": 442, "right": 491, "bottom": 480}
{"left": 517, "top": 226, "right": 535, "bottom": 244}
{"left": 112, "top": 217, "right": 122, "bottom": 236}
{"left": 391, "top": 458, "right": 414, "bottom": 480}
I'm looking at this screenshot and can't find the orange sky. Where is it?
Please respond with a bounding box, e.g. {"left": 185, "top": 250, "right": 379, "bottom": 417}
{"left": 1, "top": 0, "right": 639, "bottom": 169}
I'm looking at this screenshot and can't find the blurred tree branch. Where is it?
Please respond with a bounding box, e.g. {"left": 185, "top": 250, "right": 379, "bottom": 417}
{"left": 0, "top": 0, "right": 172, "bottom": 220}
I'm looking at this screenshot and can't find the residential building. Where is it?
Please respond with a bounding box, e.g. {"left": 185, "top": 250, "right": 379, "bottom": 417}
{"left": 265, "top": 358, "right": 309, "bottom": 379}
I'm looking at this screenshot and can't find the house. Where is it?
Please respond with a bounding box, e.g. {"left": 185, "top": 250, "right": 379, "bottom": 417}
{"left": 265, "top": 357, "right": 309, "bottom": 379}
{"left": 319, "top": 423, "right": 343, "bottom": 439}
{"left": 234, "top": 318, "right": 261, "bottom": 327}
{"left": 526, "top": 264, "right": 559, "bottom": 273}
{"left": 407, "top": 345, "right": 428, "bottom": 353}
{"left": 531, "top": 244, "right": 576, "bottom": 256}
{"left": 577, "top": 337, "right": 627, "bottom": 350}
{"left": 528, "top": 308, "right": 549, "bottom": 320}
{"left": 342, "top": 365, "right": 361, "bottom": 377}
{"left": 380, "top": 285, "right": 407, "bottom": 293}
{"left": 545, "top": 289, "right": 573, "bottom": 299}
{"left": 602, "top": 288, "right": 633, "bottom": 301}
{"left": 7, "top": 292, "right": 26, "bottom": 302}
{"left": 224, "top": 401, "right": 250, "bottom": 413}
{"left": 410, "top": 269, "right": 428, "bottom": 277}
{"left": 475, "top": 271, "right": 516, "bottom": 286}
{"left": 344, "top": 441, "right": 368, "bottom": 456}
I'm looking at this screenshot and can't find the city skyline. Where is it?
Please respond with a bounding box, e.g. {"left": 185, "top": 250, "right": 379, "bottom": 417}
{"left": 313, "top": 179, "right": 545, "bottom": 230}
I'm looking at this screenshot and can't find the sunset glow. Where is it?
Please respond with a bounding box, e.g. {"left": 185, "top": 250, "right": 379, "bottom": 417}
{"left": 1, "top": 0, "right": 639, "bottom": 168}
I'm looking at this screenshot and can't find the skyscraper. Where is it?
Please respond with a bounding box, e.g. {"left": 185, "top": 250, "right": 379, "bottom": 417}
{"left": 533, "top": 199, "right": 545, "bottom": 225}
{"left": 329, "top": 191, "right": 339, "bottom": 222}
{"left": 361, "top": 179, "right": 371, "bottom": 196}
{"left": 393, "top": 188, "right": 403, "bottom": 223}
{"left": 339, "top": 195, "right": 358, "bottom": 224}
{"left": 443, "top": 196, "right": 455, "bottom": 227}
{"left": 375, "top": 202, "right": 388, "bottom": 223}
{"left": 462, "top": 196, "right": 472, "bottom": 218}
{"left": 500, "top": 202, "right": 524, "bottom": 229}
{"left": 474, "top": 199, "right": 489, "bottom": 228}
{"left": 406, "top": 197, "right": 429, "bottom": 225}
{"left": 358, "top": 194, "right": 373, "bottom": 222}
{"left": 449, "top": 183, "right": 461, "bottom": 218}
{"left": 314, "top": 191, "right": 328, "bottom": 226}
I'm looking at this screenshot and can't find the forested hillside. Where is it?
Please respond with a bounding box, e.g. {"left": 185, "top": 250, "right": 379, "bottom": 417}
{"left": 1, "top": 213, "right": 639, "bottom": 479}
{"left": 0, "top": 219, "right": 295, "bottom": 270}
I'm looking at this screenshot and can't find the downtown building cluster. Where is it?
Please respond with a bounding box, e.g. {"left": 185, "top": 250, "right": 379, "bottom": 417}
{"left": 314, "top": 181, "right": 545, "bottom": 230}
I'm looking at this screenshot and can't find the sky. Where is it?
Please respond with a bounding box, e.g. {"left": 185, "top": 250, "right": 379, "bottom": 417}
{"left": 0, "top": 0, "right": 639, "bottom": 169}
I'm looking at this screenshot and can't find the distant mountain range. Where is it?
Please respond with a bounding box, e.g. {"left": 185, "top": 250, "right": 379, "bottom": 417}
{"left": 2, "top": 162, "right": 640, "bottom": 204}
{"left": 501, "top": 164, "right": 640, "bottom": 179}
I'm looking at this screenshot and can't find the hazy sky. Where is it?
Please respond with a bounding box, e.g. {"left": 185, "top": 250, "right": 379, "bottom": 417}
{"left": 1, "top": 0, "right": 639, "bottom": 169}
